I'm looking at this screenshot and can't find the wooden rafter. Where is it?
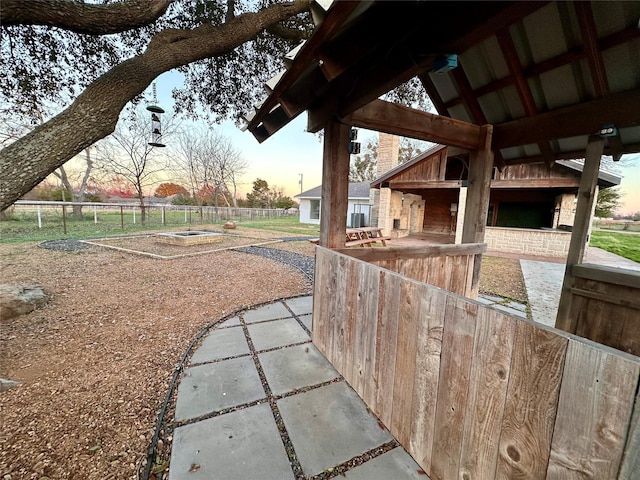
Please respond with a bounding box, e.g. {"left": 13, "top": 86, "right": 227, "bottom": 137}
{"left": 450, "top": 66, "right": 507, "bottom": 169}
{"left": 574, "top": 1, "right": 609, "bottom": 97}
{"left": 495, "top": 28, "right": 555, "bottom": 167}
{"left": 418, "top": 73, "right": 449, "bottom": 117}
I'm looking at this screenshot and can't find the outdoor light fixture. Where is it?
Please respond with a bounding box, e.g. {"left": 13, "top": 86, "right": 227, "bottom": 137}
{"left": 450, "top": 203, "right": 458, "bottom": 216}
{"left": 349, "top": 127, "right": 360, "bottom": 154}
{"left": 147, "top": 83, "right": 166, "bottom": 148}
{"left": 432, "top": 54, "right": 458, "bottom": 74}
{"left": 598, "top": 124, "right": 617, "bottom": 137}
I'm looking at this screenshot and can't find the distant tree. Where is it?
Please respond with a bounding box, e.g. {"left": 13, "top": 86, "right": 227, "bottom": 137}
{"left": 155, "top": 182, "right": 188, "bottom": 198}
{"left": 275, "top": 196, "right": 295, "bottom": 210}
{"left": 98, "top": 105, "right": 177, "bottom": 223}
{"left": 52, "top": 147, "right": 96, "bottom": 219}
{"left": 105, "top": 176, "right": 137, "bottom": 198}
{"left": 595, "top": 187, "right": 623, "bottom": 218}
{"left": 246, "top": 178, "right": 272, "bottom": 208}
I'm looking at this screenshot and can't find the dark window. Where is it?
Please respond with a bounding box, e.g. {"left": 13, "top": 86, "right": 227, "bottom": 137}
{"left": 310, "top": 199, "right": 320, "bottom": 220}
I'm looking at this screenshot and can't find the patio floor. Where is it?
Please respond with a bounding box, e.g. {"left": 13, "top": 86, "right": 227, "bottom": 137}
{"left": 167, "top": 296, "right": 426, "bottom": 479}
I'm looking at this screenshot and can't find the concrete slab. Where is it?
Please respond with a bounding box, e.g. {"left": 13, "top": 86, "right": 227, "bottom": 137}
{"left": 479, "top": 294, "right": 504, "bottom": 303}
{"left": 298, "top": 313, "right": 312, "bottom": 332}
{"left": 248, "top": 318, "right": 310, "bottom": 351}
{"left": 259, "top": 344, "right": 339, "bottom": 396}
{"left": 493, "top": 304, "right": 527, "bottom": 318}
{"left": 190, "top": 327, "right": 249, "bottom": 364}
{"left": 284, "top": 296, "right": 313, "bottom": 316}
{"left": 175, "top": 357, "right": 265, "bottom": 421}
{"left": 343, "top": 448, "right": 425, "bottom": 479}
{"left": 278, "top": 382, "right": 393, "bottom": 476}
{"left": 520, "top": 259, "right": 565, "bottom": 327}
{"left": 505, "top": 301, "right": 527, "bottom": 312}
{"left": 477, "top": 296, "right": 498, "bottom": 305}
{"left": 243, "top": 302, "right": 292, "bottom": 324}
{"left": 169, "top": 403, "right": 294, "bottom": 480}
{"left": 219, "top": 316, "right": 241, "bottom": 327}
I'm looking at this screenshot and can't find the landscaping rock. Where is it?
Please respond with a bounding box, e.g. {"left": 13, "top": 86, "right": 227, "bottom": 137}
{"left": 223, "top": 221, "right": 237, "bottom": 229}
{"left": 0, "top": 378, "right": 21, "bottom": 392}
{"left": 0, "top": 285, "right": 48, "bottom": 321}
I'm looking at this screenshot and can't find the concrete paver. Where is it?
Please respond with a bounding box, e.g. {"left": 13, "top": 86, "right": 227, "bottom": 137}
{"left": 284, "top": 295, "right": 313, "bottom": 316}
{"left": 170, "top": 403, "right": 294, "bottom": 480}
{"left": 298, "top": 313, "right": 312, "bottom": 331}
{"left": 247, "top": 317, "right": 310, "bottom": 351}
{"left": 277, "top": 381, "right": 393, "bottom": 476}
{"left": 175, "top": 357, "right": 265, "bottom": 421}
{"left": 259, "top": 343, "right": 339, "bottom": 396}
{"left": 218, "top": 316, "right": 241, "bottom": 327}
{"left": 190, "top": 327, "right": 249, "bottom": 364}
{"left": 243, "top": 302, "right": 292, "bottom": 323}
{"left": 520, "top": 259, "right": 565, "bottom": 327}
{"left": 343, "top": 448, "right": 425, "bottom": 479}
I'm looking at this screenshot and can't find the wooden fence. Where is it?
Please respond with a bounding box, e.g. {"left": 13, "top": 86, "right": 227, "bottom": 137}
{"left": 312, "top": 247, "right": 640, "bottom": 480}
{"left": 569, "top": 264, "right": 640, "bottom": 357}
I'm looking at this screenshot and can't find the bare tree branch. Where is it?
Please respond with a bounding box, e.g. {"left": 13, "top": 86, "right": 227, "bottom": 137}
{"left": 1, "top": 0, "right": 173, "bottom": 35}
{"left": 0, "top": 0, "right": 312, "bottom": 210}
{"left": 267, "top": 23, "right": 306, "bottom": 42}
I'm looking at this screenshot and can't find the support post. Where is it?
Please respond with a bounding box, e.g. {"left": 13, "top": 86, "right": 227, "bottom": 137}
{"left": 555, "top": 135, "right": 604, "bottom": 332}
{"left": 319, "top": 121, "right": 351, "bottom": 248}
{"left": 461, "top": 125, "right": 494, "bottom": 297}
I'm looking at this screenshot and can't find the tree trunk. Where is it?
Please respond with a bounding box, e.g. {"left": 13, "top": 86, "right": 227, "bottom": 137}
{"left": 0, "top": 0, "right": 311, "bottom": 211}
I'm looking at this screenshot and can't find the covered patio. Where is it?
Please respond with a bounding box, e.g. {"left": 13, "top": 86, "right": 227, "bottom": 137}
{"left": 245, "top": 2, "right": 640, "bottom": 479}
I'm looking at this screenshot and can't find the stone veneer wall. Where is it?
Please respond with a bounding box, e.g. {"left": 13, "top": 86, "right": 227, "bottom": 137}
{"left": 485, "top": 227, "right": 572, "bottom": 258}
{"left": 376, "top": 133, "right": 400, "bottom": 236}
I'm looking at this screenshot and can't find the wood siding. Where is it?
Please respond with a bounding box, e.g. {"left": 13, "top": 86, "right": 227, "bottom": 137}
{"left": 313, "top": 248, "right": 640, "bottom": 480}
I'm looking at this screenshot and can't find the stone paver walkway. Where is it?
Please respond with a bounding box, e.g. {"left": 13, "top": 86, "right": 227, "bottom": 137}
{"left": 168, "top": 296, "right": 425, "bottom": 480}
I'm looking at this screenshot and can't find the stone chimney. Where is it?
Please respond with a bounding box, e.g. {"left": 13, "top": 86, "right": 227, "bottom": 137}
{"left": 370, "top": 133, "right": 400, "bottom": 234}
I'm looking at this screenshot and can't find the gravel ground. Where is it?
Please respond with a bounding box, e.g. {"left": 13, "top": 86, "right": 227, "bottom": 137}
{"left": 0, "top": 238, "right": 311, "bottom": 480}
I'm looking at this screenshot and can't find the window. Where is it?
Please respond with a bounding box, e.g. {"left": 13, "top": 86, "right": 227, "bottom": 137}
{"left": 310, "top": 199, "right": 320, "bottom": 220}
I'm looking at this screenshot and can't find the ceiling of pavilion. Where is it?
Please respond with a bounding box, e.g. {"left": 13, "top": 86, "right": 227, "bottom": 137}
{"left": 246, "top": 1, "right": 640, "bottom": 166}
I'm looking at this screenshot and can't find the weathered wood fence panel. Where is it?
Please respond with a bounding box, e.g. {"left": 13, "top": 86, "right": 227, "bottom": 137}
{"left": 569, "top": 264, "right": 640, "bottom": 356}
{"left": 313, "top": 247, "right": 640, "bottom": 480}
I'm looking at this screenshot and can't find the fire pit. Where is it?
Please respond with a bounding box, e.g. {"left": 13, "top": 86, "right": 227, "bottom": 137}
{"left": 155, "top": 231, "right": 223, "bottom": 246}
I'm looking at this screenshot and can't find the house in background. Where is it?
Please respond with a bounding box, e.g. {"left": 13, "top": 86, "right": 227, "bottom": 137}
{"left": 371, "top": 144, "right": 621, "bottom": 257}
{"left": 296, "top": 181, "right": 371, "bottom": 227}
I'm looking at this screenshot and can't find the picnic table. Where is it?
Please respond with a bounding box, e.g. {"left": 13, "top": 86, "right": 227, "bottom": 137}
{"left": 309, "top": 227, "right": 391, "bottom": 247}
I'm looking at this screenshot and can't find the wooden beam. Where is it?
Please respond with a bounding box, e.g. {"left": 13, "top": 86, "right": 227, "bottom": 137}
{"left": 504, "top": 141, "right": 640, "bottom": 166}
{"left": 319, "top": 121, "right": 350, "bottom": 249}
{"left": 492, "top": 89, "right": 640, "bottom": 149}
{"left": 341, "top": 99, "right": 482, "bottom": 150}
{"left": 555, "top": 135, "right": 604, "bottom": 332}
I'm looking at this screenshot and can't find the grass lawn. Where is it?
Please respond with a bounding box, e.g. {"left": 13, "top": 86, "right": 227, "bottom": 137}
{"left": 0, "top": 212, "right": 319, "bottom": 243}
{"left": 590, "top": 231, "right": 640, "bottom": 263}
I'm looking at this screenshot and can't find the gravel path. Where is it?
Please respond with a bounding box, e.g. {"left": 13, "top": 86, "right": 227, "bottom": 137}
{"left": 234, "top": 245, "right": 315, "bottom": 282}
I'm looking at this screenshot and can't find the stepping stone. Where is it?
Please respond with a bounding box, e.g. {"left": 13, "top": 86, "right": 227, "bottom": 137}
{"left": 343, "top": 448, "right": 425, "bottom": 479}
{"left": 175, "top": 357, "right": 265, "bottom": 421}
{"left": 493, "top": 304, "right": 528, "bottom": 318}
{"left": 248, "top": 318, "right": 310, "bottom": 351}
{"left": 170, "top": 403, "right": 294, "bottom": 480}
{"left": 259, "top": 344, "right": 339, "bottom": 396}
{"left": 505, "top": 300, "right": 528, "bottom": 312}
{"left": 190, "top": 327, "right": 249, "bottom": 364}
{"left": 277, "top": 382, "right": 393, "bottom": 476}
{"left": 243, "top": 302, "right": 292, "bottom": 324}
{"left": 284, "top": 296, "right": 313, "bottom": 316}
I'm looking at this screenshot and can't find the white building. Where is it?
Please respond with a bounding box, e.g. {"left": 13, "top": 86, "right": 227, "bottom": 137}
{"left": 295, "top": 181, "right": 372, "bottom": 227}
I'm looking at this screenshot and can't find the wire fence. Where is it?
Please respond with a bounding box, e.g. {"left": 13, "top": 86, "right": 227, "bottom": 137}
{"left": 2, "top": 201, "right": 298, "bottom": 239}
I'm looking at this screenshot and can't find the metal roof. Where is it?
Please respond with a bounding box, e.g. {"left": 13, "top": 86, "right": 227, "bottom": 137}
{"left": 295, "top": 181, "right": 372, "bottom": 200}
{"left": 246, "top": 1, "right": 640, "bottom": 167}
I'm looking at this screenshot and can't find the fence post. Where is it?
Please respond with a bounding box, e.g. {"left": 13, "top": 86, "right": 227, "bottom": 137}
{"left": 184, "top": 207, "right": 187, "bottom": 223}
{"left": 37, "top": 205, "right": 42, "bottom": 229}
{"left": 94, "top": 206, "right": 98, "bottom": 224}
{"left": 62, "top": 205, "right": 67, "bottom": 234}
{"left": 133, "top": 207, "right": 136, "bottom": 224}
{"left": 120, "top": 206, "right": 124, "bottom": 229}
{"left": 162, "top": 207, "right": 165, "bottom": 226}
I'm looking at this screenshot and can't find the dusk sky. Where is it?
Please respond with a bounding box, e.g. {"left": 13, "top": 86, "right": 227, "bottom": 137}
{"left": 154, "top": 72, "right": 639, "bottom": 214}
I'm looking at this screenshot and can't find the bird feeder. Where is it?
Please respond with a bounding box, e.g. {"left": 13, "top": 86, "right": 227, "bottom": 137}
{"left": 147, "top": 83, "right": 166, "bottom": 147}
